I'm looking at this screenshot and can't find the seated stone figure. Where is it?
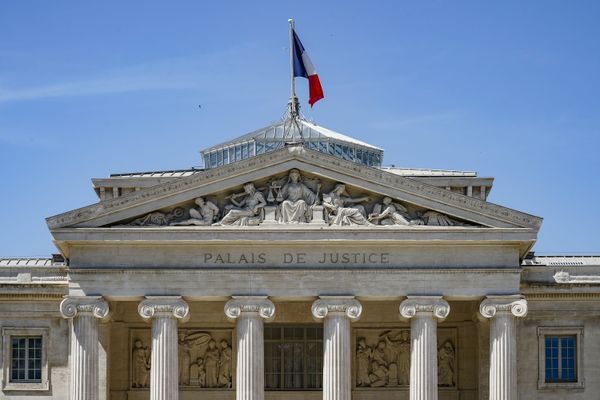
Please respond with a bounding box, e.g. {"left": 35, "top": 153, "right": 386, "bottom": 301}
{"left": 215, "top": 183, "right": 266, "bottom": 226}
{"left": 171, "top": 197, "right": 219, "bottom": 226}
{"left": 277, "top": 169, "right": 318, "bottom": 223}
{"left": 369, "top": 197, "right": 423, "bottom": 226}
{"left": 322, "top": 183, "right": 371, "bottom": 226}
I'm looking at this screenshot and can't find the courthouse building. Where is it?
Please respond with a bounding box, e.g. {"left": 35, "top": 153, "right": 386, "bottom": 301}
{"left": 0, "top": 111, "right": 598, "bottom": 400}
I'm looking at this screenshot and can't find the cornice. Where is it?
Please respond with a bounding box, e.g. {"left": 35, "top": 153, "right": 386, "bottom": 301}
{"left": 553, "top": 271, "right": 600, "bottom": 284}
{"left": 49, "top": 226, "right": 537, "bottom": 248}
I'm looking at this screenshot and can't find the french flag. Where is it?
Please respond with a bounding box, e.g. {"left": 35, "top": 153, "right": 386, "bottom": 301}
{"left": 292, "top": 30, "right": 324, "bottom": 107}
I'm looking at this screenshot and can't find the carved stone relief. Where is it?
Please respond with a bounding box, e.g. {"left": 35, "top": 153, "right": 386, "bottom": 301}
{"left": 269, "top": 168, "right": 320, "bottom": 223}
{"left": 354, "top": 328, "right": 457, "bottom": 388}
{"left": 131, "top": 338, "right": 151, "bottom": 388}
{"left": 214, "top": 182, "right": 266, "bottom": 226}
{"left": 170, "top": 197, "right": 220, "bottom": 226}
{"left": 130, "top": 328, "right": 233, "bottom": 390}
{"left": 128, "top": 207, "right": 185, "bottom": 226}
{"left": 119, "top": 169, "right": 474, "bottom": 228}
{"left": 438, "top": 340, "right": 456, "bottom": 387}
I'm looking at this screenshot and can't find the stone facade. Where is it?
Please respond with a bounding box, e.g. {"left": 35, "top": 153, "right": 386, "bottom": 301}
{"left": 0, "top": 117, "right": 596, "bottom": 400}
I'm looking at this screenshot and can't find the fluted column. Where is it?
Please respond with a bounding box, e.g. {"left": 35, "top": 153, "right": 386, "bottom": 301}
{"left": 311, "top": 296, "right": 362, "bottom": 400}
{"left": 138, "top": 296, "right": 190, "bottom": 400}
{"left": 60, "top": 296, "right": 110, "bottom": 400}
{"left": 400, "top": 296, "right": 450, "bottom": 400}
{"left": 224, "top": 296, "right": 275, "bottom": 400}
{"left": 479, "top": 295, "right": 528, "bottom": 400}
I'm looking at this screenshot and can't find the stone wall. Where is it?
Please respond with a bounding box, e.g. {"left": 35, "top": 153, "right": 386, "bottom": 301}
{"left": 0, "top": 300, "right": 69, "bottom": 400}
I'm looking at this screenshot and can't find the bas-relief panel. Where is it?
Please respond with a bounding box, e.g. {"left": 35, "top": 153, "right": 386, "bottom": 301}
{"left": 354, "top": 328, "right": 457, "bottom": 389}
{"left": 130, "top": 328, "right": 233, "bottom": 390}
{"left": 116, "top": 169, "right": 474, "bottom": 228}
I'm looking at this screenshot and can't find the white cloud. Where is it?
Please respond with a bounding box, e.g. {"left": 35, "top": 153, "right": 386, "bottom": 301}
{"left": 0, "top": 44, "right": 256, "bottom": 104}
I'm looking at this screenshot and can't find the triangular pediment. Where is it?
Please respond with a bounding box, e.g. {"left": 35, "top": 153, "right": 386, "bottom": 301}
{"left": 46, "top": 145, "right": 542, "bottom": 231}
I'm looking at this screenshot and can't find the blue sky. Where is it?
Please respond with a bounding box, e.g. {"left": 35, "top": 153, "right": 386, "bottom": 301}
{"left": 1, "top": 1, "right": 598, "bottom": 256}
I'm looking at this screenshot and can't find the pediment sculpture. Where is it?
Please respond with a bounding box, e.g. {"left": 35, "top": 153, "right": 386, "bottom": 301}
{"left": 322, "top": 183, "right": 371, "bottom": 226}
{"left": 269, "top": 168, "right": 320, "bottom": 223}
{"left": 214, "top": 182, "right": 266, "bottom": 226}
{"left": 121, "top": 169, "right": 474, "bottom": 228}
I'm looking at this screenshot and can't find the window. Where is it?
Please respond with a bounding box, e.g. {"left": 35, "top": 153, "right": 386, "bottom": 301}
{"left": 265, "top": 326, "right": 323, "bottom": 390}
{"left": 538, "top": 327, "right": 584, "bottom": 389}
{"left": 11, "top": 336, "right": 42, "bottom": 382}
{"left": 2, "top": 328, "right": 49, "bottom": 391}
{"left": 545, "top": 336, "right": 576, "bottom": 382}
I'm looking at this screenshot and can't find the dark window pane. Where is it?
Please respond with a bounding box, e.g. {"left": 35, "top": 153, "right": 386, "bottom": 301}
{"left": 545, "top": 334, "right": 577, "bottom": 383}
{"left": 264, "top": 326, "right": 323, "bottom": 390}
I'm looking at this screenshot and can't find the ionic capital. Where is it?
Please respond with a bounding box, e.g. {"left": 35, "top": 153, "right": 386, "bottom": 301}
{"left": 399, "top": 296, "right": 450, "bottom": 321}
{"left": 311, "top": 296, "right": 362, "bottom": 322}
{"left": 60, "top": 296, "right": 109, "bottom": 320}
{"left": 224, "top": 296, "right": 275, "bottom": 322}
{"left": 479, "top": 295, "right": 528, "bottom": 319}
{"left": 138, "top": 296, "right": 189, "bottom": 322}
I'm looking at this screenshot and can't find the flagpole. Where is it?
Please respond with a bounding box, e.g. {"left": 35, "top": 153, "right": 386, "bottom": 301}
{"left": 288, "top": 19, "right": 299, "bottom": 118}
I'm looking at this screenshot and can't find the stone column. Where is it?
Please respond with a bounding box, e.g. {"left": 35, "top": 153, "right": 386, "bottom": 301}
{"left": 60, "top": 296, "right": 110, "bottom": 400}
{"left": 138, "top": 296, "right": 190, "bottom": 400}
{"left": 224, "top": 296, "right": 275, "bottom": 400}
{"left": 311, "top": 296, "right": 362, "bottom": 400}
{"left": 479, "top": 295, "right": 528, "bottom": 400}
{"left": 399, "top": 296, "right": 450, "bottom": 400}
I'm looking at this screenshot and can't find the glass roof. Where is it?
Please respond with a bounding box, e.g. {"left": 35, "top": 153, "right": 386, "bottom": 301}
{"left": 200, "top": 118, "right": 384, "bottom": 169}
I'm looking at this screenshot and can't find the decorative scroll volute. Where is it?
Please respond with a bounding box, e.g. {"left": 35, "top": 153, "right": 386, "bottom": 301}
{"left": 399, "top": 296, "right": 450, "bottom": 322}
{"left": 224, "top": 296, "right": 275, "bottom": 322}
{"left": 60, "top": 296, "right": 110, "bottom": 320}
{"left": 311, "top": 297, "right": 362, "bottom": 321}
{"left": 479, "top": 295, "right": 528, "bottom": 319}
{"left": 138, "top": 296, "right": 190, "bottom": 322}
